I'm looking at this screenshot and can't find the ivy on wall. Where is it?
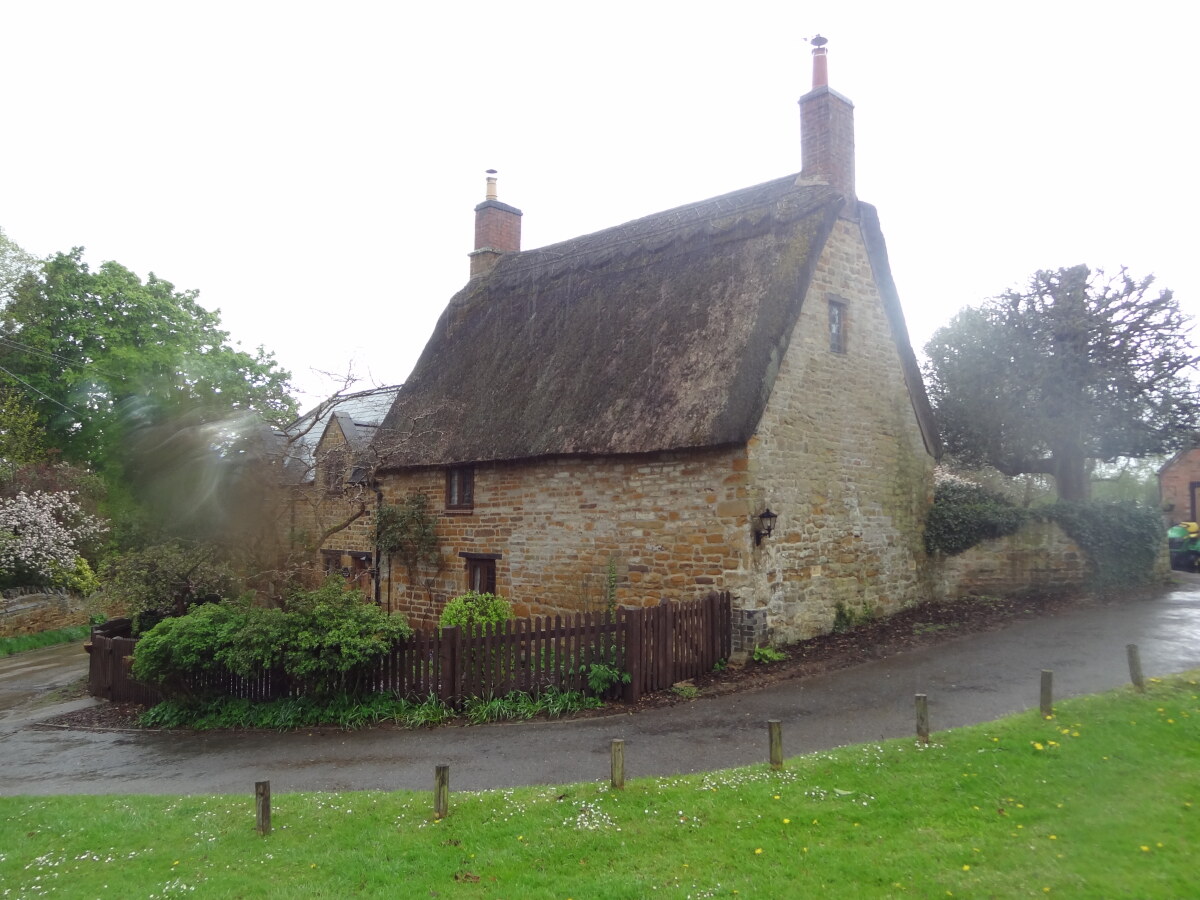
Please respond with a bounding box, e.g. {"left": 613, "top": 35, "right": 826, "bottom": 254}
{"left": 1043, "top": 501, "right": 1164, "bottom": 590}
{"left": 925, "top": 475, "right": 1164, "bottom": 589}
{"left": 924, "top": 477, "right": 1024, "bottom": 556}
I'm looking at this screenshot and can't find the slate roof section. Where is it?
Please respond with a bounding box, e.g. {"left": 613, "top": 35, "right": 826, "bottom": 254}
{"left": 375, "top": 173, "right": 937, "bottom": 468}
{"left": 279, "top": 385, "right": 402, "bottom": 483}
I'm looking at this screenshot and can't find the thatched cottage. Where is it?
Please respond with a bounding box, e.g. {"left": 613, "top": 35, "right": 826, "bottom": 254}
{"left": 305, "top": 42, "right": 940, "bottom": 649}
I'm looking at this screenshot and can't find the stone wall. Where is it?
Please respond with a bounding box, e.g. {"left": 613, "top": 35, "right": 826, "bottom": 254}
{"left": 929, "top": 519, "right": 1089, "bottom": 602}
{"left": 737, "top": 217, "right": 934, "bottom": 645}
{"left": 375, "top": 446, "right": 752, "bottom": 629}
{"left": 0, "top": 589, "right": 89, "bottom": 638}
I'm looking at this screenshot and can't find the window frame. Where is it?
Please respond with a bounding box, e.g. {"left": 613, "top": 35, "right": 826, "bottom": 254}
{"left": 323, "top": 448, "right": 347, "bottom": 495}
{"left": 445, "top": 466, "right": 475, "bottom": 511}
{"left": 828, "top": 297, "right": 847, "bottom": 354}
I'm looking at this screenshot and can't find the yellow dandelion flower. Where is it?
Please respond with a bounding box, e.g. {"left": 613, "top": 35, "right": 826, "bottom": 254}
{"left": 1033, "top": 742, "right": 1045, "bottom": 751}
{"left": 1140, "top": 845, "right": 1150, "bottom": 852}
{"left": 783, "top": 818, "right": 791, "bottom": 824}
{"left": 962, "top": 864, "right": 970, "bottom": 871}
{"left": 755, "top": 848, "right": 763, "bottom": 855}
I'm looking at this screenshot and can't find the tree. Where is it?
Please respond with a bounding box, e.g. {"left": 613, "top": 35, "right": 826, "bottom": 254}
{"left": 0, "top": 490, "right": 106, "bottom": 587}
{"left": 0, "top": 249, "right": 298, "bottom": 531}
{"left": 923, "top": 265, "right": 1200, "bottom": 501}
{"left": 0, "top": 388, "right": 46, "bottom": 479}
{"left": 0, "top": 227, "right": 37, "bottom": 306}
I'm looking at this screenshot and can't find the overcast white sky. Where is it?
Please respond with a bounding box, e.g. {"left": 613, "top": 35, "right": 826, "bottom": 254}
{"left": 2, "top": 1, "right": 1194, "bottom": 411}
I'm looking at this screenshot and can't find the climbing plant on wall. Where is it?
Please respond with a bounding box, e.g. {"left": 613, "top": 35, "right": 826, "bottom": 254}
{"left": 372, "top": 494, "right": 440, "bottom": 592}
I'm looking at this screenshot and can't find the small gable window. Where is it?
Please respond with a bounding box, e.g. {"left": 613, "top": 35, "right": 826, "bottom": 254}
{"left": 446, "top": 466, "right": 475, "bottom": 511}
{"left": 828, "top": 298, "right": 847, "bottom": 354}
{"left": 324, "top": 449, "right": 346, "bottom": 495}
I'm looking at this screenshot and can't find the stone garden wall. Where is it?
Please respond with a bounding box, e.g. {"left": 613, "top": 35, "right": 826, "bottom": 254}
{"left": 929, "top": 519, "right": 1090, "bottom": 602}
{"left": 0, "top": 589, "right": 89, "bottom": 638}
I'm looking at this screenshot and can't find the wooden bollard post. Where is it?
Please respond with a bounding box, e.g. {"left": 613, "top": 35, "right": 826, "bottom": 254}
{"left": 610, "top": 739, "right": 625, "bottom": 790}
{"left": 434, "top": 764, "right": 450, "bottom": 819}
{"left": 915, "top": 694, "right": 930, "bottom": 744}
{"left": 768, "top": 720, "right": 783, "bottom": 770}
{"left": 255, "top": 780, "right": 271, "bottom": 836}
{"left": 1040, "top": 670, "right": 1054, "bottom": 717}
{"left": 1127, "top": 643, "right": 1145, "bottom": 693}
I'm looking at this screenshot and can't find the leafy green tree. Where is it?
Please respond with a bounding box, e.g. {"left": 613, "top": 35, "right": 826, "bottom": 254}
{"left": 0, "top": 388, "right": 46, "bottom": 479}
{"left": 0, "top": 227, "right": 37, "bottom": 306}
{"left": 0, "top": 249, "right": 297, "bottom": 481}
{"left": 924, "top": 265, "right": 1200, "bottom": 501}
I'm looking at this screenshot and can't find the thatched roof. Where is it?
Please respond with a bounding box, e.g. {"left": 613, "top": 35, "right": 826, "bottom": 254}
{"left": 376, "top": 173, "right": 935, "bottom": 467}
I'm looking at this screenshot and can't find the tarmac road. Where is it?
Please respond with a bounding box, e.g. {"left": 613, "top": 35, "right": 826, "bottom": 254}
{"left": 1, "top": 580, "right": 1198, "bottom": 798}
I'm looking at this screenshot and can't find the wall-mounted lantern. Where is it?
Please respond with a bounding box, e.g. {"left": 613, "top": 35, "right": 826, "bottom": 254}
{"left": 754, "top": 508, "right": 778, "bottom": 546}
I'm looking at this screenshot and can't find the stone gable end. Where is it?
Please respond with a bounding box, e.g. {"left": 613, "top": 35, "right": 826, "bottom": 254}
{"left": 740, "top": 217, "right": 932, "bottom": 643}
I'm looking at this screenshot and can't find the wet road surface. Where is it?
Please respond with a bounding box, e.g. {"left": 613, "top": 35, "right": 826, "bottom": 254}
{"left": 2, "top": 582, "right": 1198, "bottom": 797}
{"left": 0, "top": 640, "right": 90, "bottom": 712}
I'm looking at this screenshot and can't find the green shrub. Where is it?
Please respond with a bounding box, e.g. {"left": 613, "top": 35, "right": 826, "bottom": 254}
{"left": 130, "top": 602, "right": 239, "bottom": 697}
{"left": 97, "top": 542, "right": 240, "bottom": 634}
{"left": 132, "top": 578, "right": 413, "bottom": 700}
{"left": 752, "top": 645, "right": 788, "bottom": 664}
{"left": 47, "top": 556, "right": 100, "bottom": 595}
{"left": 275, "top": 579, "right": 413, "bottom": 697}
{"left": 439, "top": 590, "right": 513, "bottom": 635}
{"left": 925, "top": 475, "right": 1026, "bottom": 555}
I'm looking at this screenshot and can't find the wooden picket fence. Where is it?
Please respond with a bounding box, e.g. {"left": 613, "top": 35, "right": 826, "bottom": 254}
{"left": 86, "top": 592, "right": 731, "bottom": 707}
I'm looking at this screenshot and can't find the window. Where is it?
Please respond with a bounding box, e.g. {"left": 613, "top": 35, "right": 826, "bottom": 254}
{"left": 460, "top": 552, "right": 500, "bottom": 593}
{"left": 322, "top": 551, "right": 342, "bottom": 575}
{"left": 446, "top": 466, "right": 475, "bottom": 510}
{"left": 323, "top": 449, "right": 346, "bottom": 495}
{"left": 828, "top": 298, "right": 847, "bottom": 353}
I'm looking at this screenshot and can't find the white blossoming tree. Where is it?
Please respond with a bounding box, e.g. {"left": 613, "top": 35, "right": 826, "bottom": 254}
{"left": 0, "top": 491, "right": 106, "bottom": 588}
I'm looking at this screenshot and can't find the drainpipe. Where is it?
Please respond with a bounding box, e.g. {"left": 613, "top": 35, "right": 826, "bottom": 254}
{"left": 373, "top": 486, "right": 383, "bottom": 606}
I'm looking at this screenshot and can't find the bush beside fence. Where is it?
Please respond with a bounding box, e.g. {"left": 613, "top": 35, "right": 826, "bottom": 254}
{"left": 87, "top": 592, "right": 732, "bottom": 709}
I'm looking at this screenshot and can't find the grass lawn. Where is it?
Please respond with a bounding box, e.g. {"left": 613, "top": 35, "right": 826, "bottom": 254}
{"left": 2, "top": 673, "right": 1198, "bottom": 898}
{"left": 0, "top": 625, "right": 90, "bottom": 658}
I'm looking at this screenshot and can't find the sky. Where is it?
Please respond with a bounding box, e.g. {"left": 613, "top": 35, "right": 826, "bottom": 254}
{"left": 2, "top": 1, "right": 1194, "bottom": 412}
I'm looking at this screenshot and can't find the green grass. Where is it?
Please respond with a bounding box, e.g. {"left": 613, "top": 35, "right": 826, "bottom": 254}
{"left": 0, "top": 624, "right": 90, "bottom": 658}
{"left": 2, "top": 674, "right": 1199, "bottom": 898}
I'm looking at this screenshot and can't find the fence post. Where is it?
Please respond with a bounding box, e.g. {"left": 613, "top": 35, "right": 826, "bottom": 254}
{"left": 438, "top": 626, "right": 461, "bottom": 705}
{"left": 1040, "top": 670, "right": 1054, "bottom": 717}
{"left": 915, "top": 694, "right": 930, "bottom": 744}
{"left": 1127, "top": 643, "right": 1145, "bottom": 692}
{"left": 720, "top": 591, "right": 732, "bottom": 663}
{"left": 434, "top": 764, "right": 450, "bottom": 819}
{"left": 768, "top": 720, "right": 783, "bottom": 769}
{"left": 622, "top": 607, "right": 643, "bottom": 703}
{"left": 255, "top": 780, "right": 271, "bottom": 836}
{"left": 611, "top": 739, "right": 625, "bottom": 790}
{"left": 661, "top": 599, "right": 676, "bottom": 686}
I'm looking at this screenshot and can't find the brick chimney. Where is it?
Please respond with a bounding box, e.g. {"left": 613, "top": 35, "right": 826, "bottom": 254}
{"left": 798, "top": 36, "right": 855, "bottom": 211}
{"left": 469, "top": 169, "right": 523, "bottom": 279}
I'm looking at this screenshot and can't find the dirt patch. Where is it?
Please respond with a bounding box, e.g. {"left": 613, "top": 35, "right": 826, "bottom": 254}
{"left": 38, "top": 589, "right": 1139, "bottom": 731}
